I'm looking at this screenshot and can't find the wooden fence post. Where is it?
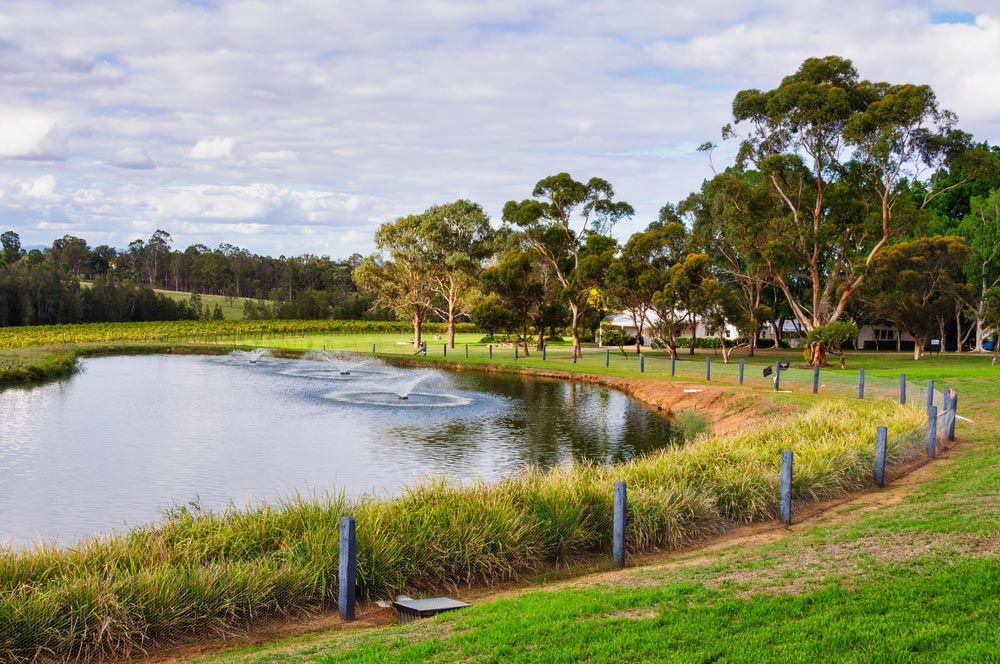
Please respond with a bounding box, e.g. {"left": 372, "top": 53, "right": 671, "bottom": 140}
{"left": 671, "top": 354, "right": 676, "bottom": 376}
{"left": 705, "top": 356, "right": 711, "bottom": 381}
{"left": 613, "top": 481, "right": 627, "bottom": 568}
{"left": 739, "top": 358, "right": 745, "bottom": 385}
{"left": 948, "top": 390, "right": 958, "bottom": 441}
{"left": 900, "top": 373, "right": 906, "bottom": 405}
{"left": 780, "top": 450, "right": 793, "bottom": 525}
{"left": 773, "top": 360, "right": 781, "bottom": 391}
{"left": 813, "top": 365, "right": 820, "bottom": 394}
{"left": 372, "top": 343, "right": 376, "bottom": 354}
{"left": 514, "top": 345, "right": 518, "bottom": 360}
{"left": 640, "top": 354, "right": 645, "bottom": 373}
{"left": 858, "top": 368, "right": 865, "bottom": 399}
{"left": 926, "top": 379, "right": 934, "bottom": 412}
{"left": 465, "top": 343, "right": 469, "bottom": 358}
{"left": 489, "top": 344, "right": 493, "bottom": 359}
{"left": 927, "top": 405, "right": 938, "bottom": 459}
{"left": 338, "top": 516, "right": 357, "bottom": 621}
{"left": 542, "top": 344, "right": 546, "bottom": 361}
{"left": 605, "top": 349, "right": 610, "bottom": 368}
{"left": 443, "top": 344, "right": 447, "bottom": 357}
{"left": 873, "top": 426, "right": 887, "bottom": 487}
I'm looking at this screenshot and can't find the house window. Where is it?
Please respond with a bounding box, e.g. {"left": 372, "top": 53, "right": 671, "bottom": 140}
{"left": 873, "top": 328, "right": 896, "bottom": 341}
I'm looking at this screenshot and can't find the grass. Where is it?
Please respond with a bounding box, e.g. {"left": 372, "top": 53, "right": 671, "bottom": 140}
{"left": 153, "top": 288, "right": 267, "bottom": 320}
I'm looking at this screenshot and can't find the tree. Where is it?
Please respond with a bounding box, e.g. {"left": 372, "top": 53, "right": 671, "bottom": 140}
{"left": 353, "top": 214, "right": 436, "bottom": 348}
{"left": 1, "top": 231, "right": 22, "bottom": 265}
{"left": 503, "top": 173, "right": 633, "bottom": 354}
{"left": 724, "top": 56, "right": 966, "bottom": 365}
{"left": 959, "top": 188, "right": 1000, "bottom": 352}
{"left": 804, "top": 321, "right": 859, "bottom": 368}
{"left": 419, "top": 200, "right": 494, "bottom": 349}
{"left": 607, "top": 212, "right": 686, "bottom": 354}
{"left": 476, "top": 251, "right": 545, "bottom": 355}
{"left": 863, "top": 236, "right": 971, "bottom": 360}
{"left": 50, "top": 235, "right": 90, "bottom": 277}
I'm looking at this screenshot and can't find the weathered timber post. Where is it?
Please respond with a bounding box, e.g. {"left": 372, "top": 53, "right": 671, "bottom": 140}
{"left": 780, "top": 450, "right": 793, "bottom": 525}
{"left": 874, "top": 426, "right": 888, "bottom": 487}
{"left": 338, "top": 516, "right": 357, "bottom": 621}
{"left": 927, "top": 405, "right": 938, "bottom": 459}
{"left": 858, "top": 368, "right": 865, "bottom": 399}
{"left": 613, "top": 481, "right": 627, "bottom": 568}
{"left": 900, "top": 373, "right": 907, "bottom": 405}
{"left": 813, "top": 365, "right": 820, "bottom": 394}
{"left": 739, "top": 358, "right": 745, "bottom": 385}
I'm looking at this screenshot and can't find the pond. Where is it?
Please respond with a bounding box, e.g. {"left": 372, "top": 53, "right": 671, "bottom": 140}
{"left": 0, "top": 352, "right": 680, "bottom": 545}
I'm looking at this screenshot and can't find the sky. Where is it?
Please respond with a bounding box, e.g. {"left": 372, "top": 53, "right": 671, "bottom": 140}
{"left": 1, "top": 1, "right": 998, "bottom": 259}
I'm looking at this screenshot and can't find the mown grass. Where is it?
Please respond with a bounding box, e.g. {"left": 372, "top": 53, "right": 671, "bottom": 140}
{"left": 0, "top": 398, "right": 922, "bottom": 662}
{"left": 153, "top": 288, "right": 267, "bottom": 320}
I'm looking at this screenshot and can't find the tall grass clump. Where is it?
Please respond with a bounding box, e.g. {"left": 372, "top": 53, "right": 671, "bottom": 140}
{"left": 0, "top": 398, "right": 923, "bottom": 661}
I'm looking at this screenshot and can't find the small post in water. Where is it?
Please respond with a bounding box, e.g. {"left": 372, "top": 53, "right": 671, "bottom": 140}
{"left": 873, "top": 426, "right": 888, "bottom": 487}
{"left": 927, "top": 405, "right": 938, "bottom": 458}
{"left": 612, "top": 481, "right": 627, "bottom": 568}
{"left": 948, "top": 390, "right": 958, "bottom": 441}
{"left": 858, "top": 368, "right": 865, "bottom": 399}
{"left": 338, "top": 516, "right": 357, "bottom": 621}
{"left": 780, "top": 450, "right": 793, "bottom": 525}
{"left": 705, "top": 356, "right": 711, "bottom": 381}
{"left": 926, "top": 379, "right": 934, "bottom": 412}
{"left": 812, "top": 365, "right": 820, "bottom": 394}
{"left": 640, "top": 354, "right": 645, "bottom": 373}
{"left": 739, "top": 358, "right": 745, "bottom": 385}
{"left": 900, "top": 373, "right": 907, "bottom": 405}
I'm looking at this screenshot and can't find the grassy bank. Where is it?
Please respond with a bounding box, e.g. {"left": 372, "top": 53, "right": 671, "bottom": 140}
{"left": 0, "top": 397, "right": 922, "bottom": 662}
{"left": 0, "top": 348, "right": 78, "bottom": 385}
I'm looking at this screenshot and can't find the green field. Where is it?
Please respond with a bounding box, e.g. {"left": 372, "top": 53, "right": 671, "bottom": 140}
{"left": 153, "top": 288, "right": 265, "bottom": 320}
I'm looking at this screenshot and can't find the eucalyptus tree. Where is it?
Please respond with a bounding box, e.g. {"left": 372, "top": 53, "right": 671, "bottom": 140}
{"left": 609, "top": 209, "right": 687, "bottom": 354}
{"left": 959, "top": 189, "right": 1000, "bottom": 352}
{"left": 503, "top": 173, "right": 634, "bottom": 354}
{"left": 476, "top": 251, "right": 547, "bottom": 355}
{"left": 419, "top": 200, "right": 495, "bottom": 348}
{"left": 724, "top": 55, "right": 968, "bottom": 365}
{"left": 353, "top": 213, "right": 436, "bottom": 348}
{"left": 862, "top": 236, "right": 971, "bottom": 360}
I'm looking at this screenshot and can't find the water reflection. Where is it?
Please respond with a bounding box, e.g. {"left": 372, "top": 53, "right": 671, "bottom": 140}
{"left": 0, "top": 354, "right": 677, "bottom": 544}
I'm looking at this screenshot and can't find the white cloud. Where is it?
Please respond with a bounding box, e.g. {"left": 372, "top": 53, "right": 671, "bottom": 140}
{"left": 0, "top": 1, "right": 996, "bottom": 255}
{"left": 0, "top": 110, "right": 68, "bottom": 160}
{"left": 20, "top": 175, "right": 57, "bottom": 198}
{"left": 109, "top": 146, "right": 156, "bottom": 170}
{"left": 189, "top": 137, "right": 237, "bottom": 160}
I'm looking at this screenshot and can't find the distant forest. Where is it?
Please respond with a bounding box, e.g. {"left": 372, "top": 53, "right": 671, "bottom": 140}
{"left": 0, "top": 229, "right": 381, "bottom": 326}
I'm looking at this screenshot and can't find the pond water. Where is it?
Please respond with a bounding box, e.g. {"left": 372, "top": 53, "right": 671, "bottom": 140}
{"left": 0, "top": 352, "right": 679, "bottom": 545}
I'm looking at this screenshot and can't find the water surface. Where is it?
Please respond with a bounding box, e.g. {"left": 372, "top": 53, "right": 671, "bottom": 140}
{"left": 0, "top": 353, "right": 677, "bottom": 544}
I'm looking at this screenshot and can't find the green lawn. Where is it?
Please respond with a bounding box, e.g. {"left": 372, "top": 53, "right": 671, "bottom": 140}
{"left": 192, "top": 344, "right": 998, "bottom": 663}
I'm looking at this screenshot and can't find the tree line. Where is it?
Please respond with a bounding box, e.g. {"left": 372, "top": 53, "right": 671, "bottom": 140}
{"left": 355, "top": 56, "right": 1000, "bottom": 365}
{"left": 0, "top": 229, "right": 380, "bottom": 326}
